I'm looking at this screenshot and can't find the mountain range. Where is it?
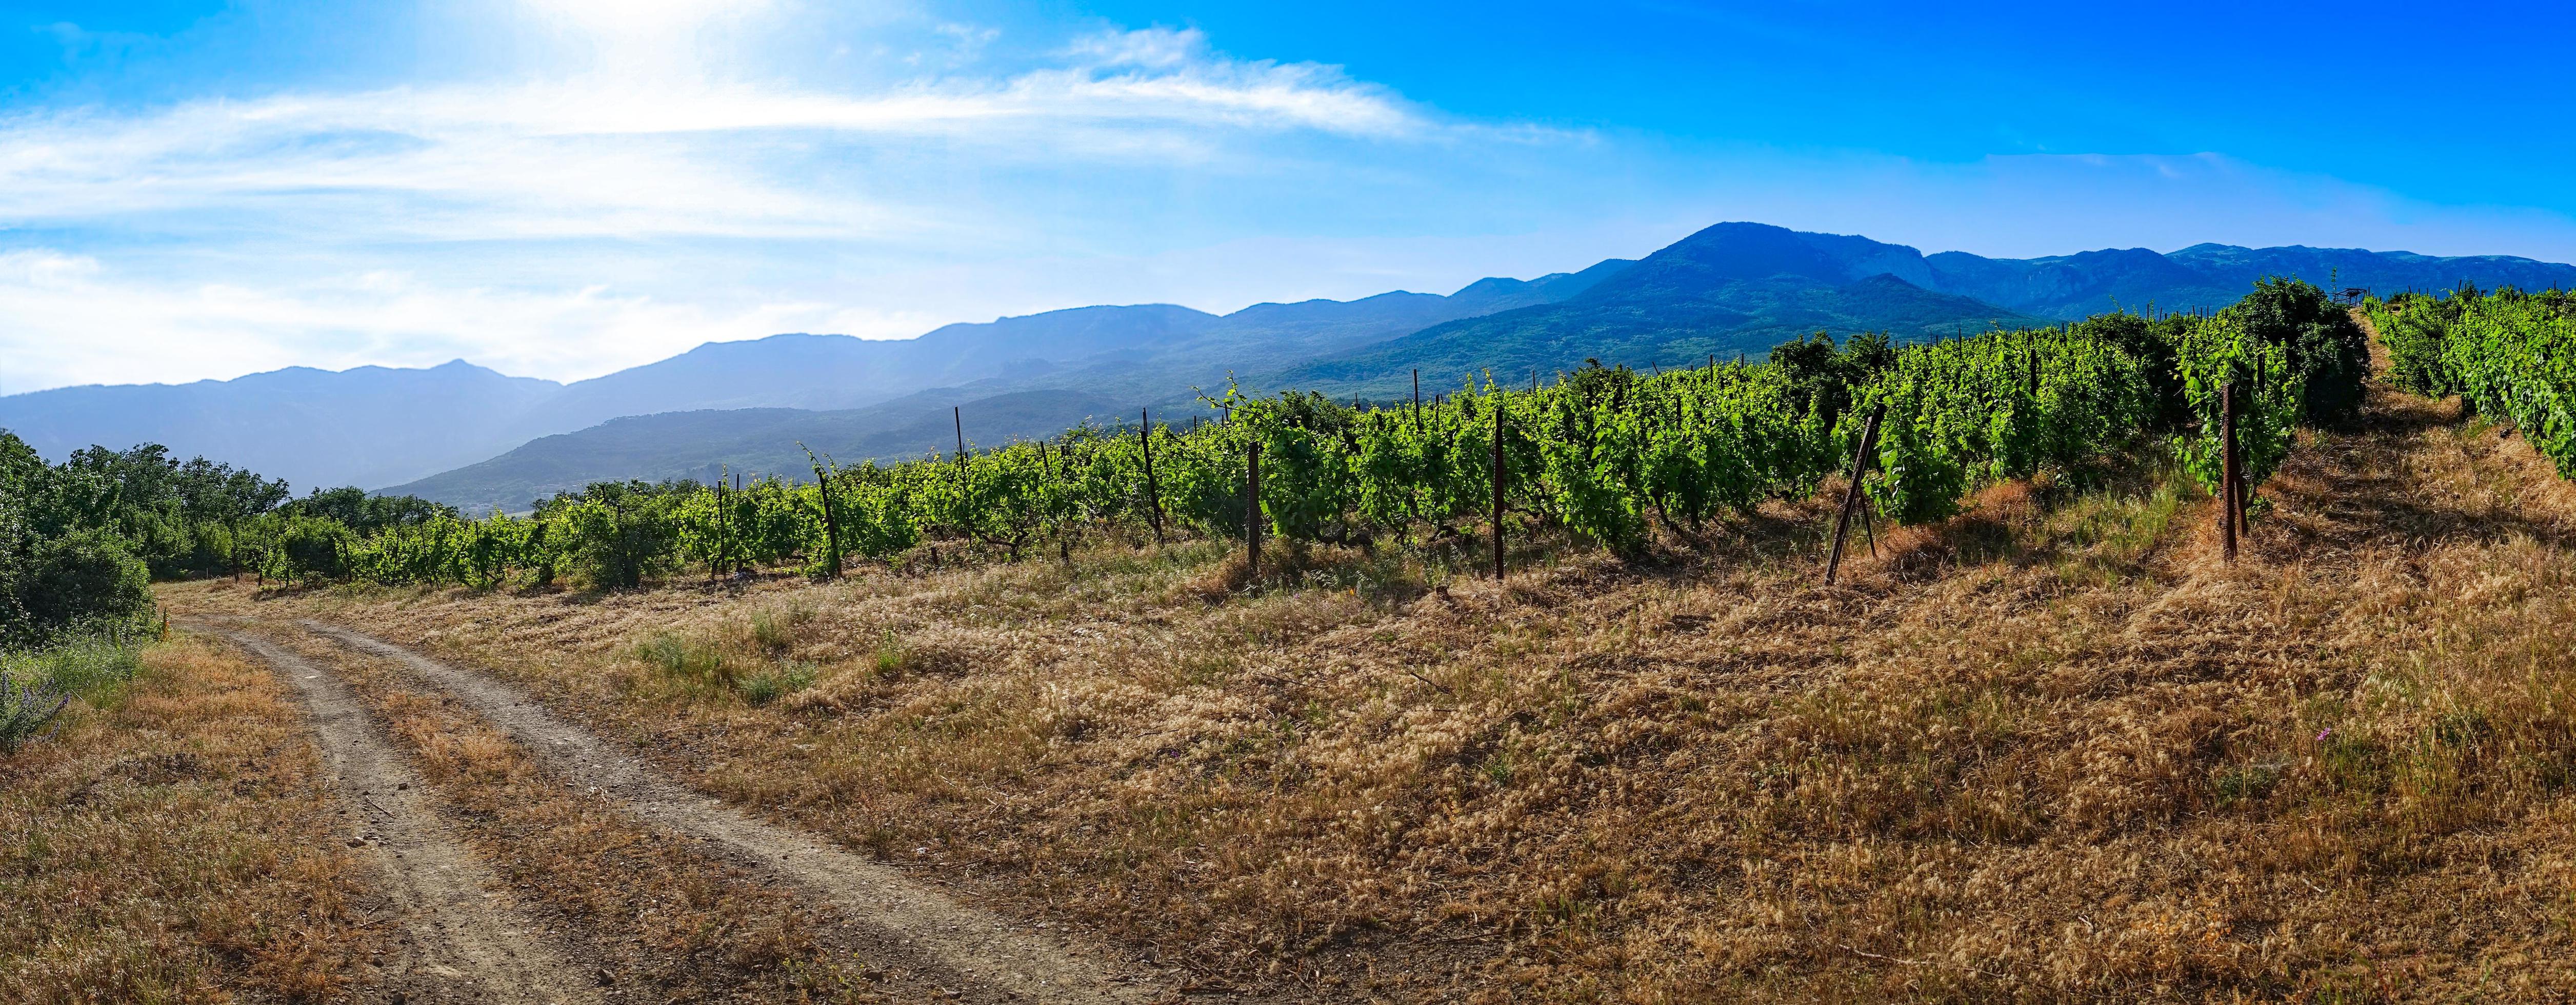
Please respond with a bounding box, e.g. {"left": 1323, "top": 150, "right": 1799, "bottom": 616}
{"left": 7, "top": 222, "right": 2571, "bottom": 514}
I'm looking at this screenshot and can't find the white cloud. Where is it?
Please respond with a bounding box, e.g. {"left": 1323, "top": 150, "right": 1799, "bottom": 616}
{"left": 1069, "top": 25, "right": 1205, "bottom": 69}
{"left": 19, "top": 11, "right": 2567, "bottom": 403}
{"left": 0, "top": 24, "right": 1426, "bottom": 244}
{"left": 0, "top": 15, "right": 1500, "bottom": 394}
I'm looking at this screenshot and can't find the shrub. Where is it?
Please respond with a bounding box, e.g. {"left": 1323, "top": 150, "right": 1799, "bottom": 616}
{"left": 2224, "top": 277, "right": 2372, "bottom": 424}
{"left": 16, "top": 529, "right": 150, "bottom": 640}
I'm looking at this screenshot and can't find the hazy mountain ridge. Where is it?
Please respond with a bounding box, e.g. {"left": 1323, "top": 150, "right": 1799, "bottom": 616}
{"left": 0, "top": 360, "right": 562, "bottom": 492}
{"left": 385, "top": 389, "right": 1136, "bottom": 514}
{"left": 12, "top": 222, "right": 2573, "bottom": 509}
{"left": 1926, "top": 241, "right": 2576, "bottom": 319}
{"left": 1274, "top": 223, "right": 2043, "bottom": 395}
{"left": 2, "top": 277, "right": 1587, "bottom": 494}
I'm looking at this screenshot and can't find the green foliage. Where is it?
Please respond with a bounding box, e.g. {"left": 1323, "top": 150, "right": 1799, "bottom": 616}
{"left": 2395, "top": 287, "right": 2576, "bottom": 478}
{"left": 1855, "top": 323, "right": 2160, "bottom": 524}
{"left": 2226, "top": 277, "right": 2372, "bottom": 424}
{"left": 2171, "top": 313, "right": 2305, "bottom": 502}
{"left": 2365, "top": 291, "right": 2460, "bottom": 397}
{"left": 553, "top": 483, "right": 681, "bottom": 589}
{"left": 0, "top": 631, "right": 146, "bottom": 753}
{"left": 279, "top": 485, "right": 453, "bottom": 536}
{"left": 17, "top": 529, "right": 152, "bottom": 637}
{"left": 3, "top": 278, "right": 2366, "bottom": 604}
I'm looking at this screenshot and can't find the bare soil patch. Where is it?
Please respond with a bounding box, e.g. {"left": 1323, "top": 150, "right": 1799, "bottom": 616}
{"left": 211, "top": 628, "right": 603, "bottom": 1005}
{"left": 299, "top": 618, "right": 1169, "bottom": 1003}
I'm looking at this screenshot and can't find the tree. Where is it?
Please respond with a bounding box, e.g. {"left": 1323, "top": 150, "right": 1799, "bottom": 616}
{"left": 2225, "top": 277, "right": 2371, "bottom": 424}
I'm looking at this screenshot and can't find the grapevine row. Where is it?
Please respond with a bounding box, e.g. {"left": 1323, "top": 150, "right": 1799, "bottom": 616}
{"left": 2365, "top": 286, "right": 2576, "bottom": 477}
{"left": 213, "top": 281, "right": 2363, "bottom": 590}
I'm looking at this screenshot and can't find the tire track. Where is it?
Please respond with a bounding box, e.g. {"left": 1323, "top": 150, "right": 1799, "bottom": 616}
{"left": 297, "top": 620, "right": 1169, "bottom": 1004}
{"left": 212, "top": 629, "right": 603, "bottom": 1005}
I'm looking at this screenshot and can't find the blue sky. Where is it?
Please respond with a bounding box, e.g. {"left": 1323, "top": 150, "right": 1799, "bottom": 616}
{"left": 3, "top": 0, "right": 2572, "bottom": 394}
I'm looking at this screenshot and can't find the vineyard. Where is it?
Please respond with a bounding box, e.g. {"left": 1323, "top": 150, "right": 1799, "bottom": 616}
{"left": 166, "top": 279, "right": 2369, "bottom": 593}
{"left": 2365, "top": 285, "right": 2576, "bottom": 478}
{"left": 20, "top": 273, "right": 2576, "bottom": 1002}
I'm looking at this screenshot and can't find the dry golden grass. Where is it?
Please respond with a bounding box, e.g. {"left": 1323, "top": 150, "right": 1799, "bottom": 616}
{"left": 165, "top": 377, "right": 2576, "bottom": 1001}
{"left": 231, "top": 626, "right": 888, "bottom": 1002}
{"left": 0, "top": 634, "right": 379, "bottom": 1003}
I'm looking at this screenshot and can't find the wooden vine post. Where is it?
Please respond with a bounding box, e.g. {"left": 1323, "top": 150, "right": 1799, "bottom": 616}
{"left": 2220, "top": 380, "right": 2240, "bottom": 564}
{"left": 1140, "top": 409, "right": 1166, "bottom": 543}
{"left": 811, "top": 460, "right": 842, "bottom": 579}
{"left": 1824, "top": 404, "right": 1886, "bottom": 586}
{"left": 1412, "top": 369, "right": 1422, "bottom": 432}
{"left": 953, "top": 407, "right": 965, "bottom": 460}
{"left": 1491, "top": 394, "right": 1507, "bottom": 580}
{"left": 1245, "top": 441, "right": 1263, "bottom": 580}
{"left": 712, "top": 468, "right": 727, "bottom": 584}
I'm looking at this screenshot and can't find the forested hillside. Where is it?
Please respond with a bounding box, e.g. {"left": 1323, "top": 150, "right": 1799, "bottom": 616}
{"left": 1278, "top": 224, "right": 2047, "bottom": 397}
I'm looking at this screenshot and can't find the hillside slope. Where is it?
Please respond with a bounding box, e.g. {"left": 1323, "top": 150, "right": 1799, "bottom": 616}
{"left": 1279, "top": 223, "right": 2039, "bottom": 394}
{"left": 2, "top": 267, "right": 1625, "bottom": 493}
{"left": 390, "top": 388, "right": 1127, "bottom": 513}
{"left": 171, "top": 351, "right": 2576, "bottom": 999}
{"left": 1926, "top": 241, "right": 2576, "bottom": 318}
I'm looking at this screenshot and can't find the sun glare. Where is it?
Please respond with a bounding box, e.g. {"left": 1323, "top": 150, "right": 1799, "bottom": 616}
{"left": 521, "top": 0, "right": 770, "bottom": 36}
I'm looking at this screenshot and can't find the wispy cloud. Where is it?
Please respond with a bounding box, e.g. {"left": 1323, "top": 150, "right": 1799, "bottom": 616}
{"left": 0, "top": 26, "right": 1428, "bottom": 242}
{"left": 0, "top": 16, "right": 1518, "bottom": 394}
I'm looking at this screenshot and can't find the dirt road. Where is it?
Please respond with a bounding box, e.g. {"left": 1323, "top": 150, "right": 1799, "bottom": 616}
{"left": 224, "top": 617, "right": 1168, "bottom": 1003}
{"left": 213, "top": 630, "right": 603, "bottom": 1005}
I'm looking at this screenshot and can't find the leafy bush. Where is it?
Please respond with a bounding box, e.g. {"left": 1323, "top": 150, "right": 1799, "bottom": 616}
{"left": 1855, "top": 323, "right": 2159, "bottom": 525}
{"left": 2430, "top": 288, "right": 2576, "bottom": 478}
{"left": 14, "top": 529, "right": 151, "bottom": 642}
{"left": 2225, "top": 277, "right": 2372, "bottom": 424}
{"left": 557, "top": 485, "right": 679, "bottom": 589}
